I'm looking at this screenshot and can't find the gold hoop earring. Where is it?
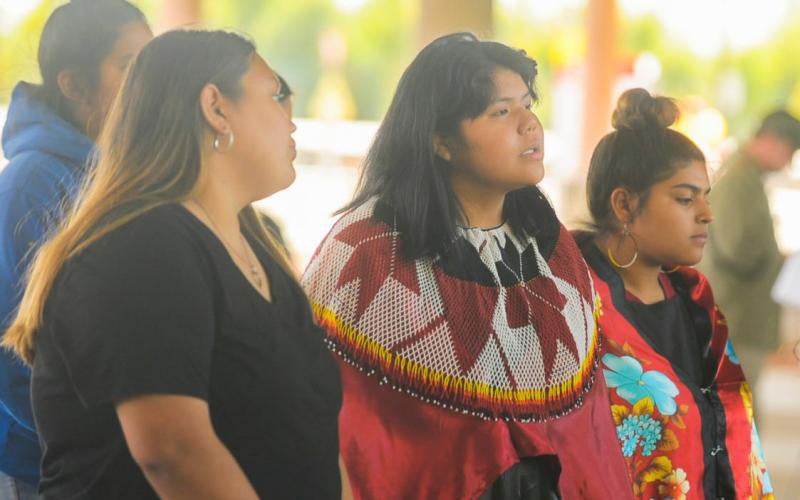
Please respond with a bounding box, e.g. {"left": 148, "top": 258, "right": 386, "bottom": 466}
{"left": 607, "top": 223, "right": 639, "bottom": 269}
{"left": 213, "top": 131, "right": 235, "bottom": 152}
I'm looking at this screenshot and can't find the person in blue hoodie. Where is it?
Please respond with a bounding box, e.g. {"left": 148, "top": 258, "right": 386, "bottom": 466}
{"left": 0, "top": 1, "right": 151, "bottom": 495}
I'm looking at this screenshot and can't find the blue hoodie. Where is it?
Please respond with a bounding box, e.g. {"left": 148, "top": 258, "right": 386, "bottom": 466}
{"left": 0, "top": 82, "right": 93, "bottom": 483}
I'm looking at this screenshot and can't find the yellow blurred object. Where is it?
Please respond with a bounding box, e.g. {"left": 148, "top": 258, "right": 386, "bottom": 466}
{"left": 674, "top": 101, "right": 728, "bottom": 151}
{"left": 787, "top": 81, "right": 800, "bottom": 120}
{"left": 308, "top": 72, "right": 357, "bottom": 121}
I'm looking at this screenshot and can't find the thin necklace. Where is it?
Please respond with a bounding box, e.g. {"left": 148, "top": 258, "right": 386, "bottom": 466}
{"left": 488, "top": 231, "right": 563, "bottom": 313}
{"left": 190, "top": 200, "right": 263, "bottom": 289}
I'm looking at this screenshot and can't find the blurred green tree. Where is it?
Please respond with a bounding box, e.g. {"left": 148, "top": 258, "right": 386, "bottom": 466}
{"left": 2, "top": 0, "right": 800, "bottom": 132}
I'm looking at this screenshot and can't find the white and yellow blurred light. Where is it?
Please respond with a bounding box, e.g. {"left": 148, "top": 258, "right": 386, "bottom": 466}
{"left": 619, "top": 0, "right": 789, "bottom": 57}
{"left": 332, "top": 0, "right": 370, "bottom": 14}
{"left": 674, "top": 99, "right": 728, "bottom": 166}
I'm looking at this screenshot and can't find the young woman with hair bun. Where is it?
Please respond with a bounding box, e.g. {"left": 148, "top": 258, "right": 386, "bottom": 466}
{"left": 577, "top": 88, "right": 773, "bottom": 499}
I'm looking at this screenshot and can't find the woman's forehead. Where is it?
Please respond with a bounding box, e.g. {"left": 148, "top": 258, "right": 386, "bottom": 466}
{"left": 244, "top": 55, "right": 280, "bottom": 92}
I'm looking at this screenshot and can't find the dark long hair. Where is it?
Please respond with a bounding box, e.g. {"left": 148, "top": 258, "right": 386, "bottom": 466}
{"left": 341, "top": 32, "right": 545, "bottom": 259}
{"left": 31, "top": 0, "right": 147, "bottom": 127}
{"left": 4, "top": 30, "right": 292, "bottom": 364}
{"left": 586, "top": 88, "right": 706, "bottom": 234}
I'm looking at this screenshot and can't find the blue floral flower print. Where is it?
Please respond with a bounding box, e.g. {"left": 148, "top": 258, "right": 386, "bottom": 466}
{"left": 725, "top": 339, "right": 740, "bottom": 365}
{"left": 751, "top": 423, "right": 774, "bottom": 495}
{"left": 616, "top": 413, "right": 664, "bottom": 457}
{"left": 603, "top": 353, "right": 680, "bottom": 415}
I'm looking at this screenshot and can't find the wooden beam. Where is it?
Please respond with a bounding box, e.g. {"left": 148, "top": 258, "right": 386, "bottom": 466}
{"left": 580, "top": 0, "right": 618, "bottom": 172}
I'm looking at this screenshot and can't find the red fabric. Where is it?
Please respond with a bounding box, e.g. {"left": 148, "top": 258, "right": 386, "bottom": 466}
{"left": 338, "top": 359, "right": 634, "bottom": 499}
{"left": 304, "top": 202, "right": 600, "bottom": 421}
{"left": 305, "top": 204, "right": 635, "bottom": 498}
{"left": 592, "top": 266, "right": 772, "bottom": 499}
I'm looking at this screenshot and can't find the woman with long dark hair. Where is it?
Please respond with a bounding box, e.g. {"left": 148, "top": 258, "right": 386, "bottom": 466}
{"left": 577, "top": 88, "right": 773, "bottom": 499}
{"left": 0, "top": 1, "right": 151, "bottom": 495}
{"left": 3, "top": 30, "right": 344, "bottom": 499}
{"left": 304, "top": 33, "right": 631, "bottom": 499}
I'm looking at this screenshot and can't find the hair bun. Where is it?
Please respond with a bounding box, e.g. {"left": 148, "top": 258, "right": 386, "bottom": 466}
{"left": 611, "top": 88, "right": 679, "bottom": 131}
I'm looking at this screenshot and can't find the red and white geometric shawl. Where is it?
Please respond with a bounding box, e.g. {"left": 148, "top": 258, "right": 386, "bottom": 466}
{"left": 303, "top": 198, "right": 601, "bottom": 421}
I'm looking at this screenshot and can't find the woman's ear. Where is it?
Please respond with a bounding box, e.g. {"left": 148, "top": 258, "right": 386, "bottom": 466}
{"left": 56, "top": 70, "right": 90, "bottom": 105}
{"left": 432, "top": 133, "right": 453, "bottom": 162}
{"left": 609, "top": 187, "right": 639, "bottom": 226}
{"left": 199, "top": 83, "right": 231, "bottom": 136}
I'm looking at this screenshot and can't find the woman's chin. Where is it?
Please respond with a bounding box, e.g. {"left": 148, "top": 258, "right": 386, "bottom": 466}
{"left": 525, "top": 162, "right": 545, "bottom": 185}
{"left": 671, "top": 253, "right": 703, "bottom": 269}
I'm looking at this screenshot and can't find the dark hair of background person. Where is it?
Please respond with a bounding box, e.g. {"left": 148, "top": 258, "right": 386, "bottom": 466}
{"left": 340, "top": 32, "right": 545, "bottom": 259}
{"left": 586, "top": 88, "right": 706, "bottom": 234}
{"left": 755, "top": 110, "right": 800, "bottom": 149}
{"left": 31, "top": 0, "right": 147, "bottom": 128}
{"left": 4, "top": 29, "right": 294, "bottom": 364}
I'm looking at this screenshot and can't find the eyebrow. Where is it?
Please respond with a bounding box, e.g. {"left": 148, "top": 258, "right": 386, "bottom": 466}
{"left": 670, "top": 183, "right": 711, "bottom": 194}
{"left": 491, "top": 90, "right": 532, "bottom": 104}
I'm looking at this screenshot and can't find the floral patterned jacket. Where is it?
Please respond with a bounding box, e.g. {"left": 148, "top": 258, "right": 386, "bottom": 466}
{"left": 581, "top": 242, "right": 773, "bottom": 500}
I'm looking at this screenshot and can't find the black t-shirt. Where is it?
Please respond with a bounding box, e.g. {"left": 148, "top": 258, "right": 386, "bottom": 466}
{"left": 32, "top": 203, "right": 342, "bottom": 499}
{"left": 624, "top": 275, "right": 707, "bottom": 386}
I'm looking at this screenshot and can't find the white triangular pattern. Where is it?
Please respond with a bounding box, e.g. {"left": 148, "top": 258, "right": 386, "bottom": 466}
{"left": 357, "top": 276, "right": 426, "bottom": 347}
{"left": 503, "top": 229, "right": 528, "bottom": 255}
{"left": 532, "top": 238, "right": 555, "bottom": 278}
{"left": 303, "top": 237, "right": 354, "bottom": 300}
{"left": 412, "top": 260, "right": 445, "bottom": 328}
{"left": 304, "top": 199, "right": 597, "bottom": 400}
{"left": 552, "top": 275, "right": 594, "bottom": 361}
{"left": 548, "top": 338, "right": 581, "bottom": 386}
{"left": 325, "top": 198, "right": 375, "bottom": 241}
{"left": 327, "top": 279, "right": 360, "bottom": 328}
{"left": 398, "top": 320, "right": 461, "bottom": 376}
{"left": 462, "top": 230, "right": 495, "bottom": 272}
{"left": 492, "top": 293, "right": 547, "bottom": 389}
{"left": 466, "top": 335, "right": 512, "bottom": 389}
{"left": 480, "top": 240, "right": 504, "bottom": 273}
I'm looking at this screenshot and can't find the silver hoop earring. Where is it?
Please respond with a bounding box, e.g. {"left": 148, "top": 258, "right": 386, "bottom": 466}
{"left": 213, "top": 131, "right": 235, "bottom": 152}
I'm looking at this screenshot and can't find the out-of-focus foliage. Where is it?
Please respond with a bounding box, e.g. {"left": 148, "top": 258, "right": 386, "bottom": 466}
{"left": 495, "top": 3, "right": 585, "bottom": 126}
{"left": 0, "top": 0, "right": 162, "bottom": 103}
{"left": 0, "top": 0, "right": 416, "bottom": 120}
{"left": 201, "top": 0, "right": 417, "bottom": 119}
{"left": 621, "top": 11, "right": 800, "bottom": 139}
{"left": 495, "top": 2, "right": 800, "bottom": 139}
{"left": 0, "top": 0, "right": 59, "bottom": 103}
{"left": 2, "top": 0, "right": 800, "bottom": 132}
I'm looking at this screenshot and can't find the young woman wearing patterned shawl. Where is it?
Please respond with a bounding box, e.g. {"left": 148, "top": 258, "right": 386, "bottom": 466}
{"left": 303, "top": 33, "right": 632, "bottom": 499}
{"left": 576, "top": 88, "right": 773, "bottom": 499}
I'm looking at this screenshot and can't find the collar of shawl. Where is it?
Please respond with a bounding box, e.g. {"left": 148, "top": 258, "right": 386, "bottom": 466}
{"left": 303, "top": 199, "right": 601, "bottom": 421}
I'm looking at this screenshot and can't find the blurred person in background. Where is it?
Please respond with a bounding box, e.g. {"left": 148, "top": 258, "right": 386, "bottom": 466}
{"left": 2, "top": 30, "right": 346, "bottom": 499}
{"left": 699, "top": 110, "right": 800, "bottom": 391}
{"left": 303, "top": 32, "right": 631, "bottom": 500}
{"left": 0, "top": 1, "right": 151, "bottom": 496}
{"left": 577, "top": 88, "right": 773, "bottom": 499}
